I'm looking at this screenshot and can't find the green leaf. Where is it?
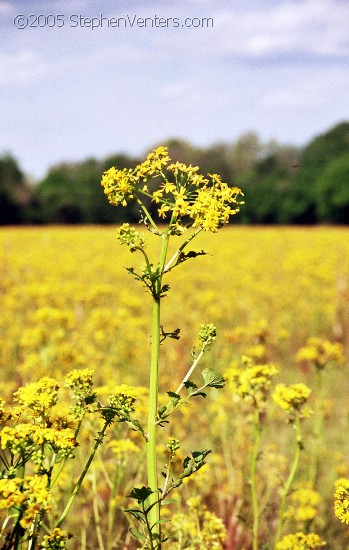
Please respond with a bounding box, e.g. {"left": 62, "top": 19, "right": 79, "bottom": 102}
{"left": 84, "top": 393, "right": 97, "bottom": 405}
{"left": 129, "top": 527, "right": 147, "bottom": 541}
{"left": 152, "top": 518, "right": 171, "bottom": 526}
{"left": 131, "top": 419, "right": 145, "bottom": 436}
{"left": 179, "top": 450, "right": 212, "bottom": 480}
{"left": 177, "top": 250, "right": 207, "bottom": 265}
{"left": 191, "top": 391, "right": 207, "bottom": 398}
{"left": 167, "top": 391, "right": 181, "bottom": 408}
{"left": 202, "top": 368, "right": 225, "bottom": 388}
{"left": 192, "top": 449, "right": 211, "bottom": 463}
{"left": 184, "top": 380, "right": 197, "bottom": 391}
{"left": 160, "top": 284, "right": 171, "bottom": 297}
{"left": 128, "top": 486, "right": 153, "bottom": 503}
{"left": 124, "top": 509, "right": 146, "bottom": 523}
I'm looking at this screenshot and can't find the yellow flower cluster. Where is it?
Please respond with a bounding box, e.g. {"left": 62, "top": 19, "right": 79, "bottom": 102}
{"left": 334, "top": 477, "right": 349, "bottom": 523}
{"left": 276, "top": 532, "right": 326, "bottom": 549}
{"left": 40, "top": 527, "right": 71, "bottom": 549}
{"left": 168, "top": 496, "right": 227, "bottom": 548}
{"left": 296, "top": 337, "right": 345, "bottom": 370}
{"left": 101, "top": 146, "right": 243, "bottom": 232}
{"left": 198, "top": 323, "right": 217, "bottom": 344}
{"left": 116, "top": 223, "right": 145, "bottom": 251}
{"left": 108, "top": 438, "right": 140, "bottom": 460}
{"left": 14, "top": 377, "right": 59, "bottom": 418}
{"left": 65, "top": 368, "right": 95, "bottom": 399}
{"left": 108, "top": 385, "right": 139, "bottom": 416}
{"left": 225, "top": 357, "right": 279, "bottom": 402}
{"left": 0, "top": 424, "right": 78, "bottom": 460}
{"left": 273, "top": 383, "right": 312, "bottom": 419}
{"left": 0, "top": 475, "right": 50, "bottom": 528}
{"left": 285, "top": 481, "right": 322, "bottom": 523}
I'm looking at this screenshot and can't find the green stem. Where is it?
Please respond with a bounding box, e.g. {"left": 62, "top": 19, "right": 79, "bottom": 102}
{"left": 250, "top": 409, "right": 261, "bottom": 550}
{"left": 146, "top": 229, "right": 171, "bottom": 543}
{"left": 163, "top": 227, "right": 203, "bottom": 273}
{"left": 309, "top": 369, "right": 324, "bottom": 484}
{"left": 274, "top": 417, "right": 302, "bottom": 549}
{"left": 55, "top": 422, "right": 109, "bottom": 529}
{"left": 174, "top": 344, "right": 207, "bottom": 394}
{"left": 135, "top": 196, "right": 159, "bottom": 234}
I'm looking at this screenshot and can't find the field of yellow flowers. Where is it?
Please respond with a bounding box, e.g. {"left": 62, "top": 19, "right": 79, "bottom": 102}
{"left": 1, "top": 225, "right": 349, "bottom": 549}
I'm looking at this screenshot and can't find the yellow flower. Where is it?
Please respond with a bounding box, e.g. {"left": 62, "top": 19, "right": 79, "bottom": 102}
{"left": 41, "top": 527, "right": 72, "bottom": 549}
{"left": 13, "top": 377, "right": 59, "bottom": 417}
{"left": 286, "top": 481, "right": 322, "bottom": 523}
{"left": 0, "top": 475, "right": 51, "bottom": 528}
{"left": 101, "top": 146, "right": 243, "bottom": 232}
{"left": 109, "top": 438, "right": 140, "bottom": 459}
{"left": 273, "top": 383, "right": 312, "bottom": 419}
{"left": 65, "top": 368, "right": 95, "bottom": 400}
{"left": 276, "top": 532, "right": 326, "bottom": 549}
{"left": 116, "top": 223, "right": 145, "bottom": 250}
{"left": 225, "top": 357, "right": 279, "bottom": 402}
{"left": 334, "top": 477, "right": 349, "bottom": 523}
{"left": 100, "top": 167, "right": 136, "bottom": 206}
{"left": 296, "top": 337, "right": 345, "bottom": 370}
{"left": 158, "top": 203, "right": 171, "bottom": 219}
{"left": 108, "top": 385, "right": 139, "bottom": 416}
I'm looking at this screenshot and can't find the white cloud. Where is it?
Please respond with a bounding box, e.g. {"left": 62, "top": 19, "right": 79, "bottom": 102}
{"left": 262, "top": 71, "right": 349, "bottom": 109}
{"left": 0, "top": 51, "right": 49, "bottom": 86}
{"left": 154, "top": 0, "right": 349, "bottom": 62}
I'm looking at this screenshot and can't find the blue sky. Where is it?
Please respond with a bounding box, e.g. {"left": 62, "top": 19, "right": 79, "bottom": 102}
{"left": 1, "top": 0, "right": 349, "bottom": 181}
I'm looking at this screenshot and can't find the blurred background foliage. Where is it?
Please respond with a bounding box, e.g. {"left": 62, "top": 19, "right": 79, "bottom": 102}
{"left": 1, "top": 120, "right": 349, "bottom": 225}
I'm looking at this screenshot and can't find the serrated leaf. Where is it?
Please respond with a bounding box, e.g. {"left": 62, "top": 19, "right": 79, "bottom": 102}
{"left": 179, "top": 449, "right": 212, "bottom": 480}
{"left": 167, "top": 391, "right": 180, "bottom": 399}
{"left": 167, "top": 391, "right": 181, "bottom": 407}
{"left": 192, "top": 449, "right": 211, "bottom": 463}
{"left": 184, "top": 380, "right": 198, "bottom": 390}
{"left": 128, "top": 486, "right": 153, "bottom": 503}
{"left": 202, "top": 368, "right": 225, "bottom": 388}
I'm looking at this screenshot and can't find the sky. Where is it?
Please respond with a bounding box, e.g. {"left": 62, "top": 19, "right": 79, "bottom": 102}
{"left": 1, "top": 0, "right": 349, "bottom": 181}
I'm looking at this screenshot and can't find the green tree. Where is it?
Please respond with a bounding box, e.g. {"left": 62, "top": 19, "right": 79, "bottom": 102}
{"left": 240, "top": 146, "right": 300, "bottom": 224}
{"left": 316, "top": 154, "right": 349, "bottom": 223}
{"left": 36, "top": 155, "right": 141, "bottom": 224}
{"left": 0, "top": 154, "right": 37, "bottom": 224}
{"left": 289, "top": 122, "right": 349, "bottom": 223}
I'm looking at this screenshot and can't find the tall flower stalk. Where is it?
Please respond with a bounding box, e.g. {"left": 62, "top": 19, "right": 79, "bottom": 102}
{"left": 272, "top": 383, "right": 312, "bottom": 548}
{"left": 100, "top": 147, "right": 244, "bottom": 546}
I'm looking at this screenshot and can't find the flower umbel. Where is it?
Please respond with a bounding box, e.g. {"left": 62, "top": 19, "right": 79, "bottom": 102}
{"left": 101, "top": 146, "right": 243, "bottom": 233}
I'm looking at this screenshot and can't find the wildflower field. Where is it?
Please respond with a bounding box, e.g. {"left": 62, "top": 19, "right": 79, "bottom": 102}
{"left": 1, "top": 224, "right": 349, "bottom": 549}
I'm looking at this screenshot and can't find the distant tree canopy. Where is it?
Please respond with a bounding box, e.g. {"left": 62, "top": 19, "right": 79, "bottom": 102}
{"left": 0, "top": 155, "right": 37, "bottom": 224}
{"left": 1, "top": 121, "right": 349, "bottom": 225}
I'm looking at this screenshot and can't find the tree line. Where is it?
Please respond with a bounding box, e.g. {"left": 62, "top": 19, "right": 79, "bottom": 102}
{"left": 1, "top": 121, "right": 349, "bottom": 225}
